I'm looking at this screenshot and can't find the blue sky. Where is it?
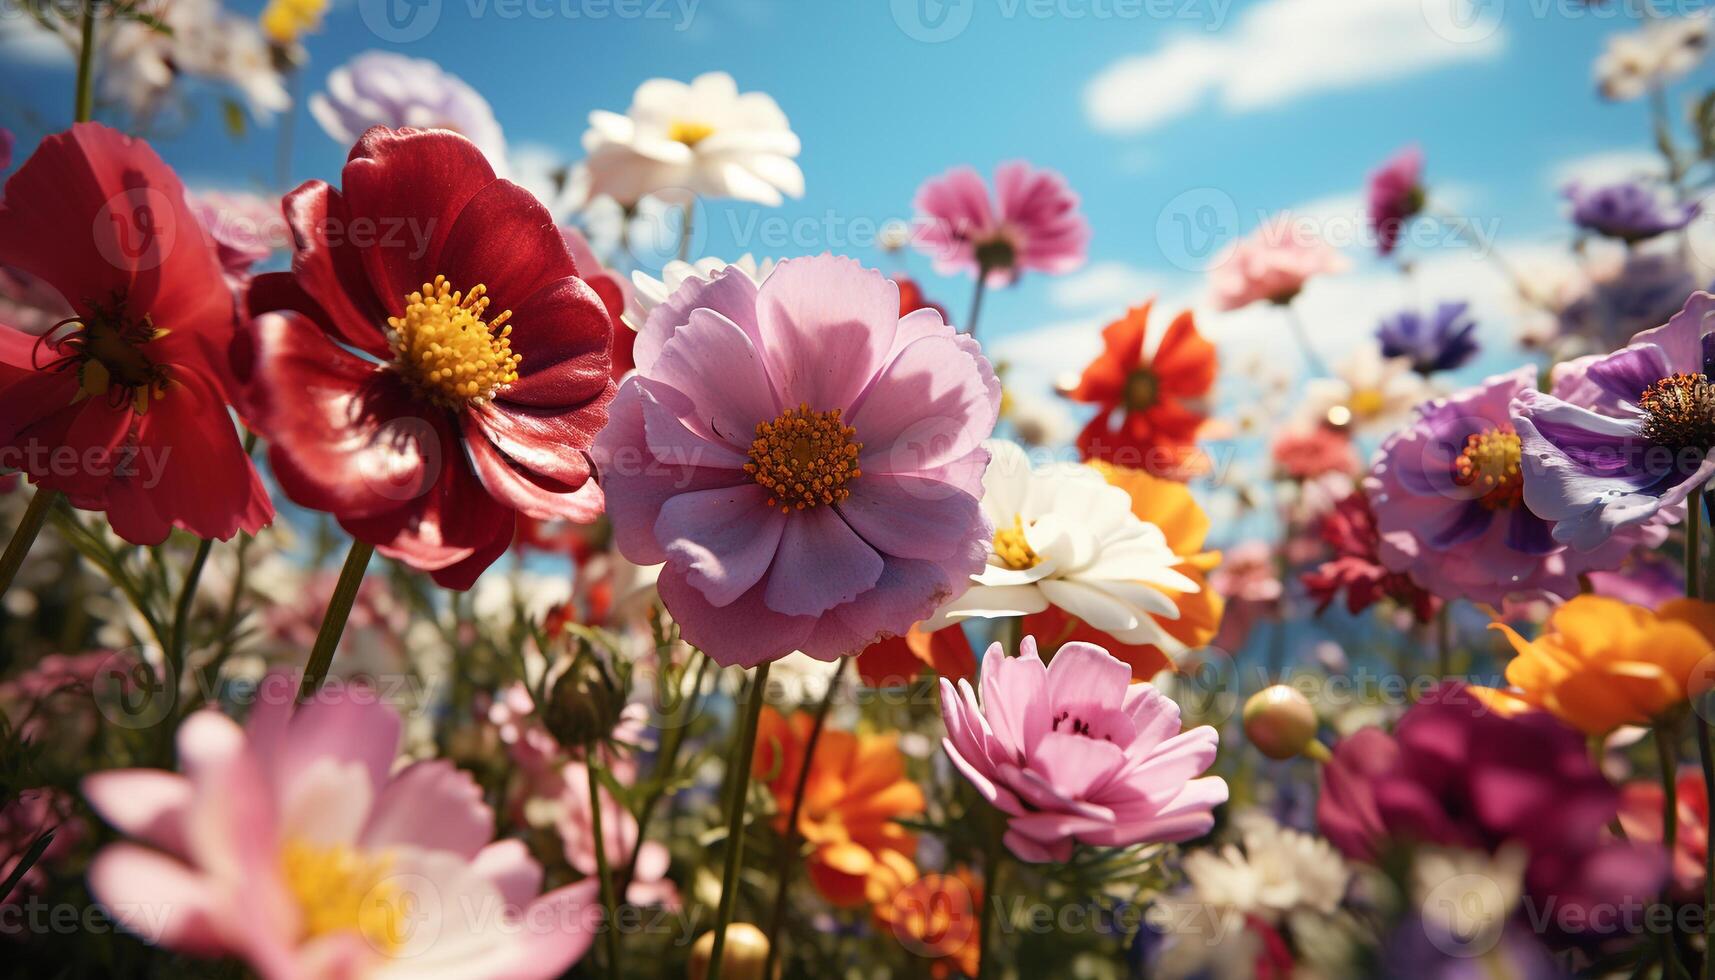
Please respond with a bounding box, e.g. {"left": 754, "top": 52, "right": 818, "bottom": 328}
{"left": 1, "top": 0, "right": 1711, "bottom": 485}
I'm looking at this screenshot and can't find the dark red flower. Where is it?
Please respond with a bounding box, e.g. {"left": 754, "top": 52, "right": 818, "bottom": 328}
{"left": 248, "top": 128, "right": 614, "bottom": 589}
{"left": 1302, "top": 491, "right": 1437, "bottom": 622}
{"left": 0, "top": 124, "right": 270, "bottom": 542}
{"left": 561, "top": 226, "right": 634, "bottom": 379}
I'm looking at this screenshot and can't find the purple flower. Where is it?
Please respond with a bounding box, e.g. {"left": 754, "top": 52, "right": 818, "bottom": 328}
{"left": 593, "top": 255, "right": 1000, "bottom": 667}
{"left": 1375, "top": 301, "right": 1480, "bottom": 375}
{"left": 308, "top": 52, "right": 509, "bottom": 175}
{"left": 1512, "top": 291, "right": 1714, "bottom": 551}
{"left": 1367, "top": 368, "right": 1663, "bottom": 603}
{"left": 1557, "top": 249, "right": 1701, "bottom": 353}
{"left": 1565, "top": 180, "right": 1699, "bottom": 243}
{"left": 1318, "top": 682, "right": 1666, "bottom": 944}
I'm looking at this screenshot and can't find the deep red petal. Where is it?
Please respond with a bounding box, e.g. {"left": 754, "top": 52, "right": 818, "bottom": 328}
{"left": 463, "top": 426, "right": 602, "bottom": 522}
{"left": 493, "top": 277, "right": 615, "bottom": 409}
{"left": 274, "top": 181, "right": 391, "bottom": 358}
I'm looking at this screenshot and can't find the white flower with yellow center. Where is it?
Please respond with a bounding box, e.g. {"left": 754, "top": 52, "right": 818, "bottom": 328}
{"left": 1181, "top": 811, "right": 1351, "bottom": 922}
{"left": 624, "top": 254, "right": 777, "bottom": 331}
{"left": 1300, "top": 343, "right": 1433, "bottom": 435}
{"left": 924, "top": 440, "right": 1197, "bottom": 650}
{"left": 582, "top": 72, "right": 804, "bottom": 207}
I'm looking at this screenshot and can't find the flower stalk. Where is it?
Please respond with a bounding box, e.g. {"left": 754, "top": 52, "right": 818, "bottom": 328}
{"left": 705, "top": 660, "right": 771, "bottom": 980}
{"left": 761, "top": 657, "right": 849, "bottom": 978}
{"left": 296, "top": 539, "right": 374, "bottom": 701}
{"left": 586, "top": 758, "right": 623, "bottom": 978}
{"left": 75, "top": 0, "right": 96, "bottom": 123}
{"left": 0, "top": 488, "right": 58, "bottom": 604}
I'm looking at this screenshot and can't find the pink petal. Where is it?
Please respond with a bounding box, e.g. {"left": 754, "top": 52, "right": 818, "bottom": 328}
{"left": 763, "top": 508, "right": 883, "bottom": 617}
{"left": 87, "top": 844, "right": 227, "bottom": 956}
{"left": 654, "top": 566, "right": 815, "bottom": 668}
{"left": 81, "top": 770, "right": 192, "bottom": 857}
{"left": 1045, "top": 642, "right": 1132, "bottom": 715}
{"left": 362, "top": 759, "right": 495, "bottom": 858}
{"left": 657, "top": 483, "right": 786, "bottom": 607}
{"left": 753, "top": 255, "right": 898, "bottom": 411}
{"left": 850, "top": 332, "right": 1000, "bottom": 477}
{"left": 634, "top": 263, "right": 763, "bottom": 374}
{"left": 472, "top": 839, "right": 545, "bottom": 909}
{"left": 836, "top": 473, "right": 986, "bottom": 562}
{"left": 650, "top": 307, "right": 782, "bottom": 450}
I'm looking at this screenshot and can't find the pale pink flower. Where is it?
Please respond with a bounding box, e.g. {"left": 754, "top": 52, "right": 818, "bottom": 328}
{"left": 82, "top": 681, "right": 598, "bottom": 979}
{"left": 938, "top": 637, "right": 1227, "bottom": 862}
{"left": 913, "top": 161, "right": 1090, "bottom": 286}
{"left": 1208, "top": 218, "right": 1348, "bottom": 311}
{"left": 557, "top": 757, "right": 680, "bottom": 910}
{"left": 594, "top": 254, "right": 1000, "bottom": 668}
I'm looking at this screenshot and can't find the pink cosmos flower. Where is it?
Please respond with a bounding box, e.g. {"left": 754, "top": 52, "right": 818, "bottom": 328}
{"left": 1366, "top": 146, "right": 1425, "bottom": 257}
{"left": 913, "top": 162, "right": 1089, "bottom": 286}
{"left": 593, "top": 254, "right": 1000, "bottom": 667}
{"left": 81, "top": 681, "right": 598, "bottom": 979}
{"left": 937, "top": 636, "right": 1227, "bottom": 863}
{"left": 1208, "top": 218, "right": 1348, "bottom": 311}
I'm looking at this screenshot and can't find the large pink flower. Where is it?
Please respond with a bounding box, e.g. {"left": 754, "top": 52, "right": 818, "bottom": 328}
{"left": 912, "top": 162, "right": 1089, "bottom": 285}
{"left": 1208, "top": 218, "right": 1348, "bottom": 311}
{"left": 938, "top": 636, "right": 1227, "bottom": 863}
{"left": 82, "top": 681, "right": 597, "bottom": 979}
{"left": 593, "top": 254, "right": 999, "bottom": 667}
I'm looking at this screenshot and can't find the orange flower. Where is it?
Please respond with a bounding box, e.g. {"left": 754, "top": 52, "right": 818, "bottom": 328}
{"left": 1066, "top": 302, "right": 1216, "bottom": 476}
{"left": 854, "top": 624, "right": 976, "bottom": 687}
{"left": 867, "top": 855, "right": 983, "bottom": 980}
{"left": 752, "top": 708, "right": 925, "bottom": 906}
{"left": 1490, "top": 595, "right": 1715, "bottom": 735}
{"left": 1025, "top": 461, "right": 1224, "bottom": 679}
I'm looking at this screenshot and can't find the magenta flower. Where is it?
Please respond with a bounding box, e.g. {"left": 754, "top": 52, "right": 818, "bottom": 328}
{"left": 1208, "top": 218, "right": 1348, "bottom": 311}
{"left": 82, "top": 682, "right": 598, "bottom": 978}
{"left": 938, "top": 636, "right": 1227, "bottom": 863}
{"left": 1367, "top": 145, "right": 1425, "bottom": 257}
{"left": 912, "top": 162, "right": 1089, "bottom": 285}
{"left": 593, "top": 254, "right": 1000, "bottom": 667}
{"left": 1367, "top": 367, "right": 1666, "bottom": 603}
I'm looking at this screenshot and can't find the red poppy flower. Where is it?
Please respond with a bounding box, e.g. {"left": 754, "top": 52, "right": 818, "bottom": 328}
{"left": 0, "top": 124, "right": 270, "bottom": 543}
{"left": 248, "top": 128, "right": 614, "bottom": 589}
{"left": 1065, "top": 302, "right": 1215, "bottom": 475}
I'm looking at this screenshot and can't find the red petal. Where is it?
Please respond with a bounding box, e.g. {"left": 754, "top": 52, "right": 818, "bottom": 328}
{"left": 493, "top": 277, "right": 615, "bottom": 409}
{"left": 274, "top": 182, "right": 391, "bottom": 358}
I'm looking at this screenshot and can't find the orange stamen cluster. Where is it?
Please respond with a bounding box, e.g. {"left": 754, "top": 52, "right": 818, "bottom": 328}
{"left": 1453, "top": 425, "right": 1523, "bottom": 510}
{"left": 745, "top": 403, "right": 862, "bottom": 513}
{"left": 387, "top": 275, "right": 521, "bottom": 407}
{"left": 1640, "top": 372, "right": 1715, "bottom": 451}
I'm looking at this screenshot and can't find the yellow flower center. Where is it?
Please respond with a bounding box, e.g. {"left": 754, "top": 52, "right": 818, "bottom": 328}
{"left": 992, "top": 516, "right": 1040, "bottom": 571}
{"left": 280, "top": 840, "right": 409, "bottom": 953}
{"left": 745, "top": 403, "right": 862, "bottom": 513}
{"left": 1348, "top": 387, "right": 1386, "bottom": 419}
{"left": 1453, "top": 425, "right": 1523, "bottom": 510}
{"left": 668, "top": 120, "right": 716, "bottom": 146}
{"left": 387, "top": 275, "right": 521, "bottom": 407}
{"left": 37, "top": 303, "right": 170, "bottom": 415}
{"left": 1640, "top": 372, "right": 1715, "bottom": 451}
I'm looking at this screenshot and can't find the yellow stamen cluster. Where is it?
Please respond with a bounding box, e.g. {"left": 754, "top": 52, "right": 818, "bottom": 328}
{"left": 388, "top": 275, "right": 521, "bottom": 407}
{"left": 992, "top": 515, "right": 1041, "bottom": 570}
{"left": 745, "top": 403, "right": 862, "bottom": 513}
{"left": 280, "top": 840, "right": 408, "bottom": 953}
{"left": 1453, "top": 425, "right": 1523, "bottom": 510}
{"left": 1640, "top": 372, "right": 1715, "bottom": 451}
{"left": 668, "top": 119, "right": 716, "bottom": 146}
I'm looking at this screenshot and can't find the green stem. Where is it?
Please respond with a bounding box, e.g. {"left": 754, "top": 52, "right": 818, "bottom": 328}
{"left": 1281, "top": 301, "right": 1329, "bottom": 378}
{"left": 676, "top": 199, "right": 695, "bottom": 262}
{"left": 1687, "top": 487, "right": 1714, "bottom": 980}
{"left": 74, "top": 0, "right": 96, "bottom": 123}
{"left": 1689, "top": 489, "right": 1703, "bottom": 601}
{"left": 977, "top": 823, "right": 1007, "bottom": 980}
{"left": 704, "top": 661, "right": 771, "bottom": 980}
{"left": 169, "top": 537, "right": 214, "bottom": 678}
{"left": 1657, "top": 724, "right": 1684, "bottom": 978}
{"left": 297, "top": 540, "right": 374, "bottom": 702}
{"left": 586, "top": 758, "right": 622, "bottom": 978}
{"left": 965, "top": 272, "right": 990, "bottom": 340}
{"left": 761, "top": 658, "right": 849, "bottom": 978}
{"left": 0, "top": 488, "right": 57, "bottom": 604}
{"left": 622, "top": 651, "right": 710, "bottom": 890}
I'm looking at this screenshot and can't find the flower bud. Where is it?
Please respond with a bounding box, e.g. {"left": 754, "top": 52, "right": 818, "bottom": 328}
{"left": 688, "top": 923, "right": 771, "bottom": 980}
{"left": 1243, "top": 685, "right": 1319, "bottom": 760}
{"left": 542, "top": 655, "right": 623, "bottom": 750}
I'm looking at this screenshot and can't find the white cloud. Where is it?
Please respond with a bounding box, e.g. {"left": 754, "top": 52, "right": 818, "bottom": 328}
{"left": 1546, "top": 149, "right": 1665, "bottom": 191}
{"left": 1084, "top": 0, "right": 1504, "bottom": 135}
{"left": 0, "top": 23, "right": 72, "bottom": 69}
{"left": 1047, "top": 261, "right": 1168, "bottom": 310}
